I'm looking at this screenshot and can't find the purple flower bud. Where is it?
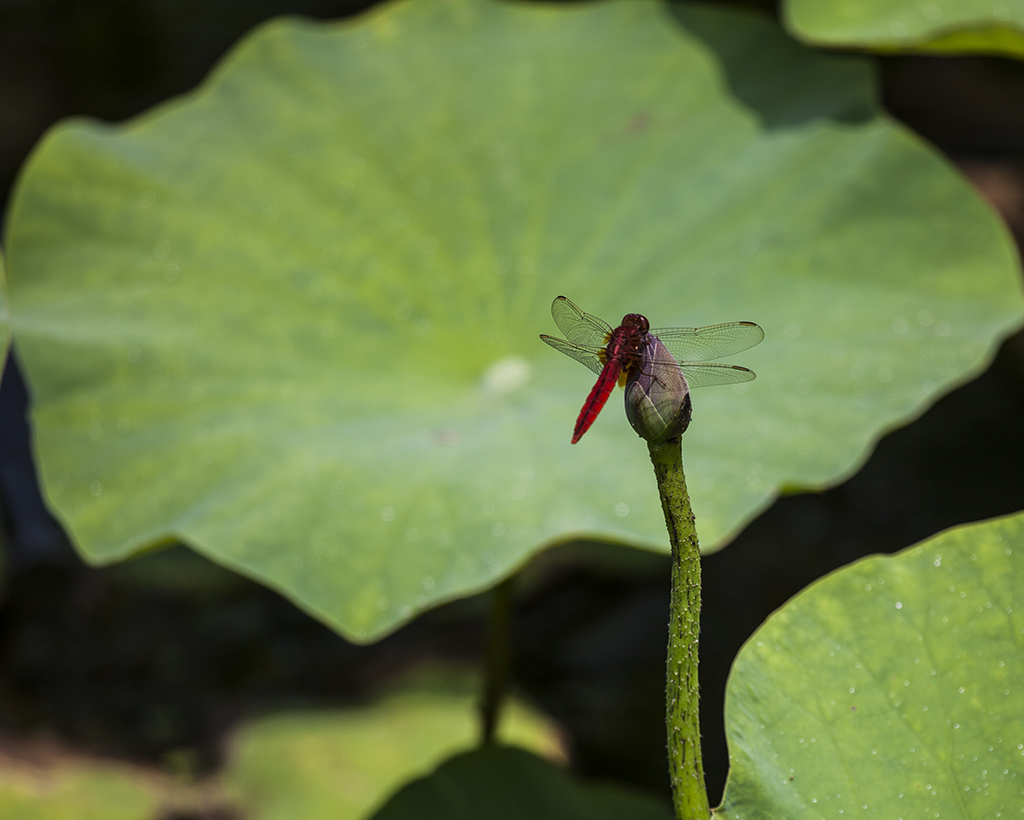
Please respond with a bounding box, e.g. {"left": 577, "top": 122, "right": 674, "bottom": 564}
{"left": 624, "top": 335, "right": 692, "bottom": 444}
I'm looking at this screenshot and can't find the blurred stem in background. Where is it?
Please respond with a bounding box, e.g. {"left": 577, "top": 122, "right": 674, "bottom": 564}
{"left": 480, "top": 577, "right": 513, "bottom": 746}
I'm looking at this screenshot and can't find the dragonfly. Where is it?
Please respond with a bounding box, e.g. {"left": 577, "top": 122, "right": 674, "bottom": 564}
{"left": 540, "top": 295, "right": 764, "bottom": 443}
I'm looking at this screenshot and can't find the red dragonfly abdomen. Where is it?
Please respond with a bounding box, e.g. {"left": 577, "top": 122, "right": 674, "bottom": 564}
{"left": 572, "top": 359, "right": 622, "bottom": 444}
{"left": 570, "top": 320, "right": 648, "bottom": 443}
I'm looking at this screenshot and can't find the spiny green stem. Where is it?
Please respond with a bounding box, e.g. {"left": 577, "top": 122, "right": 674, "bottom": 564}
{"left": 649, "top": 438, "right": 709, "bottom": 820}
{"left": 480, "top": 577, "right": 513, "bottom": 746}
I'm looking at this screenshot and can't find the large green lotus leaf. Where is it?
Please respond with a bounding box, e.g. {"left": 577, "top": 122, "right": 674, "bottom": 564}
{"left": 370, "top": 746, "right": 673, "bottom": 820}
{"left": 717, "top": 511, "right": 1024, "bottom": 819}
{"left": 785, "top": 0, "right": 1024, "bottom": 57}
{"left": 225, "top": 683, "right": 562, "bottom": 820}
{"left": 5, "top": 0, "right": 1023, "bottom": 640}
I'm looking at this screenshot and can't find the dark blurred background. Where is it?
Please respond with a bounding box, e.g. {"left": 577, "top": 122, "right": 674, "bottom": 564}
{"left": 1, "top": 0, "right": 1023, "bottom": 814}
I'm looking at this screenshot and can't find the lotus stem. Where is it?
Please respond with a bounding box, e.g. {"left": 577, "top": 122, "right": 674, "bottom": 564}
{"left": 649, "top": 437, "right": 709, "bottom": 820}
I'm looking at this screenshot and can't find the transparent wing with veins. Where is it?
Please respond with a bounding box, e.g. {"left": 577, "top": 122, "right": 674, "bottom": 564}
{"left": 540, "top": 295, "right": 613, "bottom": 375}
{"left": 650, "top": 322, "right": 765, "bottom": 364}
{"left": 541, "top": 295, "right": 763, "bottom": 386}
{"left": 550, "top": 295, "right": 614, "bottom": 346}
{"left": 540, "top": 334, "right": 607, "bottom": 376}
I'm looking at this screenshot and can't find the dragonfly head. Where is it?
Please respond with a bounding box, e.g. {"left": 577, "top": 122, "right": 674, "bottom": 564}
{"left": 620, "top": 313, "right": 650, "bottom": 333}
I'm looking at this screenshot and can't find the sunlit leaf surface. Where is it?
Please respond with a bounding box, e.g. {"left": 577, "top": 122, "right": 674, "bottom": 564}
{"left": 6, "top": 0, "right": 1023, "bottom": 639}
{"left": 225, "top": 684, "right": 562, "bottom": 820}
{"left": 370, "top": 746, "right": 673, "bottom": 820}
{"left": 0, "top": 679, "right": 560, "bottom": 820}
{"left": 785, "top": 0, "right": 1024, "bottom": 56}
{"left": 718, "top": 511, "right": 1024, "bottom": 819}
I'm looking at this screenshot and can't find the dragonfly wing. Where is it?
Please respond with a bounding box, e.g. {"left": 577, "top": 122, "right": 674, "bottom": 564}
{"left": 652, "top": 321, "right": 764, "bottom": 362}
{"left": 540, "top": 335, "right": 605, "bottom": 376}
{"left": 550, "top": 295, "right": 613, "bottom": 347}
{"left": 678, "top": 362, "right": 756, "bottom": 388}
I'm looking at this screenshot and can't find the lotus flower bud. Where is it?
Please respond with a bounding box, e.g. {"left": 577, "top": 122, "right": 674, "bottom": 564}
{"left": 624, "top": 335, "right": 692, "bottom": 444}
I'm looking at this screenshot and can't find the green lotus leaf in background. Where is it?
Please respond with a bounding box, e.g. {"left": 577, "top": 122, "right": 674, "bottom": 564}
{"left": 717, "top": 510, "right": 1024, "bottom": 818}
{"left": 5, "top": 0, "right": 1023, "bottom": 640}
{"left": 224, "top": 683, "right": 562, "bottom": 820}
{"left": 0, "top": 754, "right": 161, "bottom": 820}
{"left": 370, "top": 745, "right": 673, "bottom": 820}
{"left": 785, "top": 0, "right": 1024, "bottom": 57}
